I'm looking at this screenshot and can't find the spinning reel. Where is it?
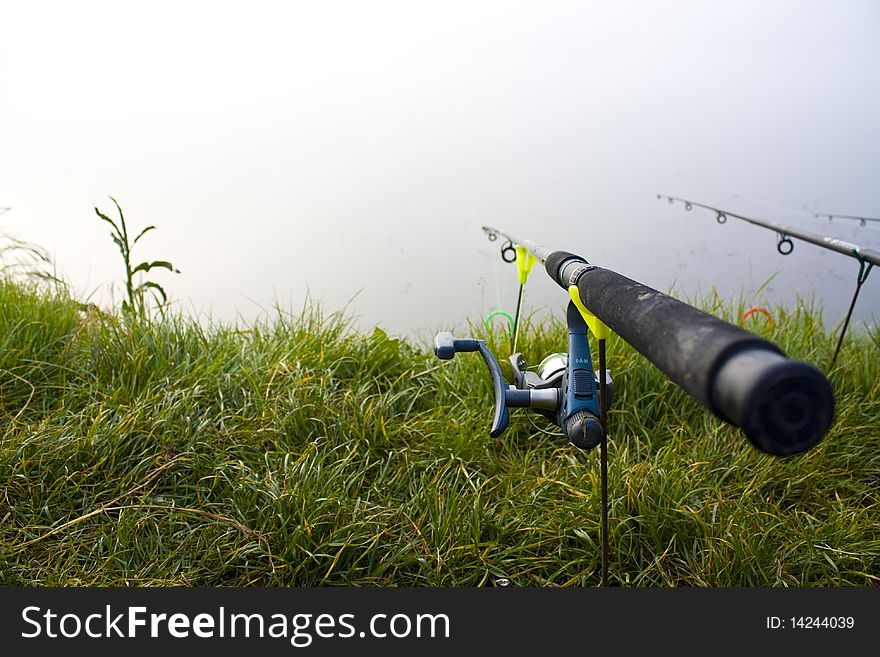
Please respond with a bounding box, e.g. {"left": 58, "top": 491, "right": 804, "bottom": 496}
{"left": 434, "top": 301, "right": 612, "bottom": 449}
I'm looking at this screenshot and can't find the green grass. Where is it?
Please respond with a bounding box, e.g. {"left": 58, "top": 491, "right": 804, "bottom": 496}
{"left": 0, "top": 279, "right": 877, "bottom": 586}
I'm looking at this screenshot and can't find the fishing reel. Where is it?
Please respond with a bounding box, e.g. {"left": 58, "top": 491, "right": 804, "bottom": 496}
{"left": 434, "top": 302, "right": 612, "bottom": 450}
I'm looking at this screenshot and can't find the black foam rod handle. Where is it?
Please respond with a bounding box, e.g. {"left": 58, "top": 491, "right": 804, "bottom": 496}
{"left": 547, "top": 257, "right": 834, "bottom": 456}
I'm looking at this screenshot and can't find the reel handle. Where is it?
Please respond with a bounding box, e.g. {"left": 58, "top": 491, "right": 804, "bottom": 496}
{"left": 434, "top": 332, "right": 510, "bottom": 437}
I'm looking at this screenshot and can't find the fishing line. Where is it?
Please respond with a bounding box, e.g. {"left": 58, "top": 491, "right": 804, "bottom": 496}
{"left": 526, "top": 412, "right": 564, "bottom": 437}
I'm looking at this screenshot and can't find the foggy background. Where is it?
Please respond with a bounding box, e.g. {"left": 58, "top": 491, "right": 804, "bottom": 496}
{"left": 1, "top": 0, "right": 878, "bottom": 341}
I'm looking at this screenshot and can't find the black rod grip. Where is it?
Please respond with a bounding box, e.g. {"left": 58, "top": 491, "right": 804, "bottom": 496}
{"left": 712, "top": 349, "right": 833, "bottom": 455}
{"left": 547, "top": 256, "right": 834, "bottom": 455}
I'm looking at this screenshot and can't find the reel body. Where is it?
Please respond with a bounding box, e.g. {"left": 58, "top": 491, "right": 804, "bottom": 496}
{"left": 434, "top": 301, "right": 612, "bottom": 450}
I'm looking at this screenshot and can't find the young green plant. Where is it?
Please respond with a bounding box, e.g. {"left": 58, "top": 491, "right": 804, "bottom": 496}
{"left": 94, "top": 197, "right": 179, "bottom": 318}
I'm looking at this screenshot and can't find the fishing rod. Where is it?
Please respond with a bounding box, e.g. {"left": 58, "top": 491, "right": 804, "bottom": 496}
{"left": 659, "top": 195, "right": 879, "bottom": 369}
{"left": 815, "top": 212, "right": 880, "bottom": 228}
{"left": 434, "top": 226, "right": 835, "bottom": 586}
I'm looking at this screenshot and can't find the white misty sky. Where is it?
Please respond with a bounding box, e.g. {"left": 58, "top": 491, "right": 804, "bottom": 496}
{"left": 1, "top": 0, "right": 878, "bottom": 336}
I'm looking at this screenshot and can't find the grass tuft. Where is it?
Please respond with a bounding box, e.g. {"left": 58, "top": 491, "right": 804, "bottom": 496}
{"left": 0, "top": 279, "right": 877, "bottom": 586}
